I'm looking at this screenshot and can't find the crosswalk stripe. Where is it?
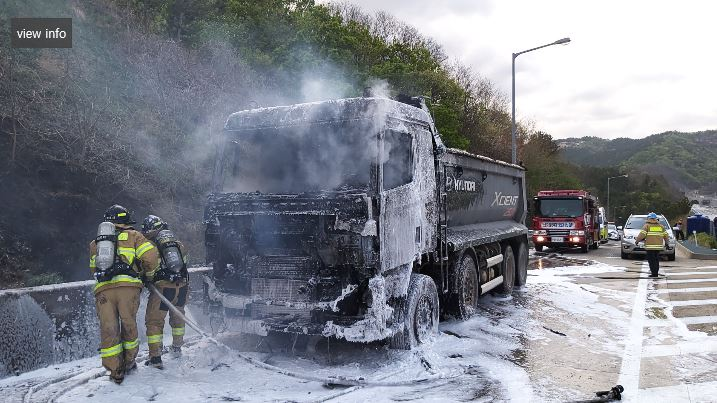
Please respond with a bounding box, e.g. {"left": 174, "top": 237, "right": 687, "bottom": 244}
{"left": 664, "top": 278, "right": 717, "bottom": 284}
{"left": 642, "top": 339, "right": 717, "bottom": 357}
{"left": 639, "top": 381, "right": 717, "bottom": 402}
{"left": 666, "top": 298, "right": 717, "bottom": 307}
{"left": 664, "top": 271, "right": 717, "bottom": 276}
{"left": 643, "top": 319, "right": 671, "bottom": 327}
{"left": 656, "top": 286, "right": 717, "bottom": 294}
{"left": 618, "top": 261, "right": 649, "bottom": 401}
{"left": 675, "top": 315, "right": 717, "bottom": 325}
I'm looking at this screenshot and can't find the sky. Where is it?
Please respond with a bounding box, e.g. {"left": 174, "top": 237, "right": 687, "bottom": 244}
{"left": 334, "top": 0, "right": 717, "bottom": 139}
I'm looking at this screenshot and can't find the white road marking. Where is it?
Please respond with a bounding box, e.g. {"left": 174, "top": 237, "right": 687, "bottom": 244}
{"left": 642, "top": 339, "right": 717, "bottom": 357}
{"left": 676, "top": 316, "right": 717, "bottom": 325}
{"left": 644, "top": 315, "right": 717, "bottom": 327}
{"left": 664, "top": 278, "right": 717, "bottom": 284}
{"left": 618, "top": 261, "right": 649, "bottom": 401}
{"left": 639, "top": 382, "right": 709, "bottom": 403}
{"left": 666, "top": 299, "right": 717, "bottom": 307}
{"left": 656, "top": 287, "right": 717, "bottom": 294}
{"left": 665, "top": 271, "right": 717, "bottom": 276}
{"left": 643, "top": 319, "right": 671, "bottom": 327}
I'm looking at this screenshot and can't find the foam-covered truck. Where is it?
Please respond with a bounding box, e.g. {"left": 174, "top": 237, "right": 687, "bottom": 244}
{"left": 203, "top": 96, "right": 529, "bottom": 348}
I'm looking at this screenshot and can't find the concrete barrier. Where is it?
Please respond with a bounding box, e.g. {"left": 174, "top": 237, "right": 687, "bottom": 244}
{"left": 676, "top": 242, "right": 717, "bottom": 260}
{"left": 0, "top": 268, "right": 210, "bottom": 379}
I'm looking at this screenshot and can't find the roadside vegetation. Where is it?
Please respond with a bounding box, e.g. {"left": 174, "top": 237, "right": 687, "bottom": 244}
{"left": 0, "top": 0, "right": 693, "bottom": 287}
{"left": 689, "top": 233, "right": 717, "bottom": 249}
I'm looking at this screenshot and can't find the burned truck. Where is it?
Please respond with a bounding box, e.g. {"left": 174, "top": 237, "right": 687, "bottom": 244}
{"left": 203, "top": 97, "right": 528, "bottom": 349}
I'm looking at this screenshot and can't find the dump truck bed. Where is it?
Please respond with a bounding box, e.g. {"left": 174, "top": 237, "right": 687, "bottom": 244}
{"left": 440, "top": 148, "right": 528, "bottom": 251}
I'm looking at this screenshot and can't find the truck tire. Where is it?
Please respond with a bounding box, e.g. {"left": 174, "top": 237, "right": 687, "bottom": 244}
{"left": 620, "top": 251, "right": 629, "bottom": 259}
{"left": 496, "top": 245, "right": 515, "bottom": 295}
{"left": 580, "top": 244, "right": 589, "bottom": 253}
{"left": 515, "top": 240, "right": 528, "bottom": 287}
{"left": 454, "top": 253, "right": 479, "bottom": 319}
{"left": 668, "top": 252, "right": 676, "bottom": 261}
{"left": 534, "top": 245, "right": 543, "bottom": 252}
{"left": 390, "top": 273, "right": 439, "bottom": 350}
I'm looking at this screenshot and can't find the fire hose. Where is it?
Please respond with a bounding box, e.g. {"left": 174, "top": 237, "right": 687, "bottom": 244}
{"left": 147, "top": 284, "right": 459, "bottom": 387}
{"left": 569, "top": 385, "right": 624, "bottom": 402}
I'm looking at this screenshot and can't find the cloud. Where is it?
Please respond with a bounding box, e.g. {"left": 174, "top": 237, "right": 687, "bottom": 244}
{"left": 338, "top": 0, "right": 717, "bottom": 139}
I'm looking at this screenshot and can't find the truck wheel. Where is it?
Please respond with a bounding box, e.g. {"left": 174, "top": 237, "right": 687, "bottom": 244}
{"left": 581, "top": 244, "right": 589, "bottom": 253}
{"left": 496, "top": 245, "right": 515, "bottom": 295}
{"left": 620, "top": 251, "right": 628, "bottom": 259}
{"left": 668, "top": 252, "right": 676, "bottom": 261}
{"left": 455, "top": 253, "right": 479, "bottom": 319}
{"left": 390, "top": 273, "right": 439, "bottom": 350}
{"left": 535, "top": 245, "right": 543, "bottom": 252}
{"left": 515, "top": 240, "right": 528, "bottom": 287}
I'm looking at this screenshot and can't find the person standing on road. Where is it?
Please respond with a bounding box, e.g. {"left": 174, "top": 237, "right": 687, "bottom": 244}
{"left": 634, "top": 212, "right": 670, "bottom": 277}
{"left": 141, "top": 215, "right": 189, "bottom": 370}
{"left": 90, "top": 205, "right": 160, "bottom": 384}
{"left": 673, "top": 219, "right": 685, "bottom": 241}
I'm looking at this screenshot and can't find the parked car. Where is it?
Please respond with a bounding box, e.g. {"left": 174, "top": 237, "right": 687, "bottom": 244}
{"left": 620, "top": 214, "right": 676, "bottom": 260}
{"left": 607, "top": 222, "right": 620, "bottom": 241}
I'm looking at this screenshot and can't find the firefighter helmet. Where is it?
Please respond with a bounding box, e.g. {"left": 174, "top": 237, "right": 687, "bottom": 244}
{"left": 103, "top": 205, "right": 135, "bottom": 224}
{"left": 647, "top": 212, "right": 658, "bottom": 220}
{"left": 142, "top": 215, "right": 168, "bottom": 233}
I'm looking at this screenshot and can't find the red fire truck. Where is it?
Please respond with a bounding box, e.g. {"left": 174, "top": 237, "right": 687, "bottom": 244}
{"left": 531, "top": 190, "right": 600, "bottom": 253}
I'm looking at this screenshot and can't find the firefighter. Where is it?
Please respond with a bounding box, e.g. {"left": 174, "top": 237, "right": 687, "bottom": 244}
{"left": 90, "top": 205, "right": 160, "bottom": 384}
{"left": 141, "top": 215, "right": 189, "bottom": 370}
{"left": 634, "top": 212, "right": 670, "bottom": 277}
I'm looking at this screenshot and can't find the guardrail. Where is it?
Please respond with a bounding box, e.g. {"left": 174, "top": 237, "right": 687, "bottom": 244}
{"left": 0, "top": 267, "right": 210, "bottom": 379}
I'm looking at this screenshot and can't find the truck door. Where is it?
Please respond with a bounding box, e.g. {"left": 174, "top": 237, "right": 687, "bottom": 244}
{"left": 379, "top": 129, "right": 421, "bottom": 271}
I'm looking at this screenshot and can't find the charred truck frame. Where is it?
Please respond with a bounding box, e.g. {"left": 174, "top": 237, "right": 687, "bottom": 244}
{"left": 203, "top": 97, "right": 529, "bottom": 349}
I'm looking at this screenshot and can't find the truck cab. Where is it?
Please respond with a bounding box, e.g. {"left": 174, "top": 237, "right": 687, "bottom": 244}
{"left": 203, "top": 97, "right": 529, "bottom": 349}
{"left": 531, "top": 190, "right": 600, "bottom": 253}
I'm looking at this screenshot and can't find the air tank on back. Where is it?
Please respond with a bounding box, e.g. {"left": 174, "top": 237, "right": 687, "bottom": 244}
{"left": 95, "top": 221, "right": 116, "bottom": 271}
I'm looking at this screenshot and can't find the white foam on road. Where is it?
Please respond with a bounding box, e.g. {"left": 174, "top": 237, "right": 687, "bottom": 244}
{"left": 617, "top": 261, "right": 649, "bottom": 402}
{"left": 642, "top": 338, "right": 717, "bottom": 358}
{"left": 676, "top": 316, "right": 717, "bottom": 325}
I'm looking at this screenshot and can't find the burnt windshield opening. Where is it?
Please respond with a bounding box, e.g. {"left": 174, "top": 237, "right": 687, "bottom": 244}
{"left": 535, "top": 198, "right": 584, "bottom": 218}
{"left": 220, "top": 122, "right": 379, "bottom": 194}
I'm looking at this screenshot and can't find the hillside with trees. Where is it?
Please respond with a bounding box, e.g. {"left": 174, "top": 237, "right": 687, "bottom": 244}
{"left": 0, "top": 0, "right": 546, "bottom": 287}
{"left": 558, "top": 131, "right": 717, "bottom": 192}
{"left": 0, "top": 0, "right": 696, "bottom": 288}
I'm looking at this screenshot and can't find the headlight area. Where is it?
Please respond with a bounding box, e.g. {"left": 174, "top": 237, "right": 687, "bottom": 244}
{"left": 567, "top": 230, "right": 584, "bottom": 243}
{"left": 533, "top": 230, "right": 547, "bottom": 243}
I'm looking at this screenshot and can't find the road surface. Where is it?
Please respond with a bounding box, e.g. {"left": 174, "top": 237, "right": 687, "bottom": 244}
{"left": 2, "top": 240, "right": 717, "bottom": 402}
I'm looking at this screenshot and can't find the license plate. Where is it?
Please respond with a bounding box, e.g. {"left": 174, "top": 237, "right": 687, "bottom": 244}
{"left": 551, "top": 237, "right": 564, "bottom": 243}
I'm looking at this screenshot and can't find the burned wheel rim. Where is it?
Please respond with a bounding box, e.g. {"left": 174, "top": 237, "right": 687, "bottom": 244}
{"left": 414, "top": 294, "right": 435, "bottom": 344}
{"left": 462, "top": 267, "right": 477, "bottom": 312}
{"left": 458, "top": 254, "right": 479, "bottom": 318}
{"left": 504, "top": 252, "right": 514, "bottom": 286}
{"left": 497, "top": 245, "right": 515, "bottom": 295}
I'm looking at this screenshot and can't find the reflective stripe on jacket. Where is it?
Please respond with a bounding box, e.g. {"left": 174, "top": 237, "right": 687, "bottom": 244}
{"left": 635, "top": 220, "right": 669, "bottom": 250}
{"left": 89, "top": 225, "right": 160, "bottom": 294}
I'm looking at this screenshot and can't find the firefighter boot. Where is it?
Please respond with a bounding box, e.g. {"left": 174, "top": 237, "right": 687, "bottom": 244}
{"left": 145, "top": 356, "right": 164, "bottom": 369}
{"left": 169, "top": 345, "right": 182, "bottom": 358}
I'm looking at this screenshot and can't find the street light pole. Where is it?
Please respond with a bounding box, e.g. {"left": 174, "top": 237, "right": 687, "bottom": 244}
{"left": 607, "top": 174, "right": 629, "bottom": 221}
{"left": 511, "top": 37, "right": 570, "bottom": 164}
